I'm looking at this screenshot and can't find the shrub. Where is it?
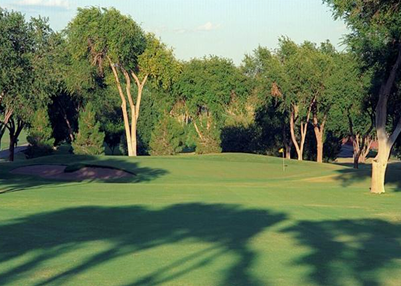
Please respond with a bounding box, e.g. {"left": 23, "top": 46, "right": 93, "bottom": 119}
{"left": 26, "top": 109, "right": 54, "bottom": 158}
{"left": 72, "top": 103, "right": 105, "bottom": 155}
{"left": 149, "top": 116, "right": 184, "bottom": 156}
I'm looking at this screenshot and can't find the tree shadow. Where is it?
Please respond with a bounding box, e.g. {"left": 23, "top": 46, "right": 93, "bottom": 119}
{"left": 332, "top": 162, "right": 401, "bottom": 191}
{"left": 0, "top": 204, "right": 287, "bottom": 286}
{"left": 282, "top": 218, "right": 401, "bottom": 286}
{"left": 0, "top": 155, "right": 168, "bottom": 194}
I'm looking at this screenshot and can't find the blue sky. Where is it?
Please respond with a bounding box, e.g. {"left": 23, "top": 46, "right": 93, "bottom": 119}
{"left": 2, "top": 0, "right": 349, "bottom": 65}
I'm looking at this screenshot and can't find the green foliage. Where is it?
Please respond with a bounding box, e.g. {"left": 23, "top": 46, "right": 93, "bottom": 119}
{"left": 26, "top": 109, "right": 54, "bottom": 158}
{"left": 149, "top": 115, "right": 184, "bottom": 156}
{"left": 139, "top": 34, "right": 181, "bottom": 91}
{"left": 72, "top": 103, "right": 105, "bottom": 155}
{"left": 194, "top": 118, "right": 222, "bottom": 154}
{"left": 175, "top": 56, "right": 248, "bottom": 121}
{"left": 67, "top": 7, "right": 146, "bottom": 71}
{"left": 324, "top": 0, "right": 401, "bottom": 69}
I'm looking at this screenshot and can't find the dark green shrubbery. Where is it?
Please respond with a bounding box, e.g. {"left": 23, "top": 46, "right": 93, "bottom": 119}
{"left": 149, "top": 116, "right": 184, "bottom": 156}
{"left": 72, "top": 103, "right": 105, "bottom": 155}
{"left": 26, "top": 109, "right": 55, "bottom": 158}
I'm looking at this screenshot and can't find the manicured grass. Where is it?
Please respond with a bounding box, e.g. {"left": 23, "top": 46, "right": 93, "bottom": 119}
{"left": 0, "top": 153, "right": 401, "bottom": 286}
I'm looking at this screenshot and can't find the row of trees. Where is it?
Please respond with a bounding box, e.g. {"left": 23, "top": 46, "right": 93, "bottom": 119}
{"left": 1, "top": 2, "right": 401, "bottom": 194}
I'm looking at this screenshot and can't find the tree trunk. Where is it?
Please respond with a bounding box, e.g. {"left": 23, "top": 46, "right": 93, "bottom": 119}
{"left": 283, "top": 122, "right": 291, "bottom": 159}
{"left": 131, "top": 117, "right": 137, "bottom": 157}
{"left": 370, "top": 44, "right": 401, "bottom": 193}
{"left": 7, "top": 119, "right": 24, "bottom": 162}
{"left": 289, "top": 109, "right": 303, "bottom": 161}
{"left": 371, "top": 146, "right": 390, "bottom": 194}
{"left": 313, "top": 113, "right": 326, "bottom": 163}
{"left": 316, "top": 138, "right": 323, "bottom": 163}
{"left": 285, "top": 142, "right": 291, "bottom": 159}
{"left": 353, "top": 152, "right": 360, "bottom": 169}
{"left": 63, "top": 112, "right": 74, "bottom": 142}
{"left": 8, "top": 135, "right": 15, "bottom": 162}
{"left": 107, "top": 57, "right": 148, "bottom": 157}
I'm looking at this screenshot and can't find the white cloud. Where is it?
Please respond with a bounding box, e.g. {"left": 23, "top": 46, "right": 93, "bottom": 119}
{"left": 147, "top": 22, "right": 221, "bottom": 35}
{"left": 196, "top": 22, "right": 220, "bottom": 31}
{"left": 15, "top": 0, "right": 70, "bottom": 9}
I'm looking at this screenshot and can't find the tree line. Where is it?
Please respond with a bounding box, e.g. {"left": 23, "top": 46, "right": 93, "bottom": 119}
{"left": 1, "top": 1, "right": 400, "bottom": 194}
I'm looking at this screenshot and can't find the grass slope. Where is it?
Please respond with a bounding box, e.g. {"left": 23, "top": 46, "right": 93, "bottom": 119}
{"left": 0, "top": 153, "right": 400, "bottom": 286}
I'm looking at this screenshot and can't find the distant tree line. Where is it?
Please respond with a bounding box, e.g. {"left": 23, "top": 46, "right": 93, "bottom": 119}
{"left": 1, "top": 1, "right": 401, "bottom": 193}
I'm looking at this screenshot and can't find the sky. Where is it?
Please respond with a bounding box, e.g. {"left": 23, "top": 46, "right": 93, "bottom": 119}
{"left": 2, "top": 0, "right": 349, "bottom": 65}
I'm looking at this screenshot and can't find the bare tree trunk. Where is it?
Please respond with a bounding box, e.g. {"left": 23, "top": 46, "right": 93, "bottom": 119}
{"left": 289, "top": 103, "right": 313, "bottom": 161}
{"left": 58, "top": 103, "right": 74, "bottom": 142}
{"left": 371, "top": 44, "right": 401, "bottom": 194}
{"left": 289, "top": 110, "right": 302, "bottom": 160}
{"left": 312, "top": 114, "right": 326, "bottom": 163}
{"left": 7, "top": 118, "right": 24, "bottom": 162}
{"left": 285, "top": 141, "right": 291, "bottom": 159}
{"left": 316, "top": 134, "right": 323, "bottom": 163}
{"left": 371, "top": 147, "right": 390, "bottom": 194}
{"left": 108, "top": 57, "right": 134, "bottom": 156}
{"left": 0, "top": 108, "right": 13, "bottom": 146}
{"left": 282, "top": 122, "right": 291, "bottom": 159}
{"left": 8, "top": 135, "right": 15, "bottom": 162}
{"left": 359, "top": 137, "right": 372, "bottom": 163}
{"left": 131, "top": 72, "right": 148, "bottom": 157}
{"left": 352, "top": 135, "right": 361, "bottom": 169}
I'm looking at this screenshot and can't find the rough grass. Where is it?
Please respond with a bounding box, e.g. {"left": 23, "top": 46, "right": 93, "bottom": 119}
{"left": 0, "top": 153, "right": 401, "bottom": 286}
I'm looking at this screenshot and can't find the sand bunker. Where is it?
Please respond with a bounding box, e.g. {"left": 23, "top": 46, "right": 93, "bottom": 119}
{"left": 11, "top": 165, "right": 134, "bottom": 181}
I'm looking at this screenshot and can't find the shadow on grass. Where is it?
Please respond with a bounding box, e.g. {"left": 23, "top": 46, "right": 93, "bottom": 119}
{"left": 0, "top": 155, "right": 168, "bottom": 195}
{"left": 333, "top": 162, "right": 401, "bottom": 191}
{"left": 0, "top": 204, "right": 286, "bottom": 286}
{"left": 282, "top": 218, "right": 401, "bottom": 286}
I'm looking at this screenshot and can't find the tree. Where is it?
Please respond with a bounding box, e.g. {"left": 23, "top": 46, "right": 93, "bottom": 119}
{"left": 149, "top": 115, "right": 184, "bottom": 155}
{"left": 242, "top": 46, "right": 292, "bottom": 158}
{"left": 278, "top": 39, "right": 318, "bottom": 161}
{"left": 309, "top": 42, "right": 337, "bottom": 163}
{"left": 174, "top": 56, "right": 248, "bottom": 154}
{"left": 325, "top": 0, "right": 401, "bottom": 193}
{"left": 26, "top": 108, "right": 54, "bottom": 158}
{"left": 67, "top": 8, "right": 179, "bottom": 156}
{"left": 327, "top": 53, "right": 375, "bottom": 168}
{"left": 72, "top": 103, "right": 105, "bottom": 155}
{"left": 0, "top": 9, "right": 53, "bottom": 161}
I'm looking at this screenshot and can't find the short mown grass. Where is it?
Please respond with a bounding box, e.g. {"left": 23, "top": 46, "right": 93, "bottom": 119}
{"left": 0, "top": 153, "right": 400, "bottom": 286}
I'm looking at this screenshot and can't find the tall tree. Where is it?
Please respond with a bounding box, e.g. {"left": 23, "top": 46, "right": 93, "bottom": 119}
{"left": 242, "top": 46, "right": 292, "bottom": 158}
{"left": 327, "top": 53, "right": 375, "bottom": 168}
{"left": 278, "top": 39, "right": 318, "bottom": 161}
{"left": 0, "top": 9, "right": 52, "bottom": 161}
{"left": 67, "top": 8, "right": 178, "bottom": 156}
{"left": 325, "top": 0, "right": 401, "bottom": 193}
{"left": 175, "top": 56, "right": 247, "bottom": 153}
{"left": 310, "top": 42, "right": 336, "bottom": 163}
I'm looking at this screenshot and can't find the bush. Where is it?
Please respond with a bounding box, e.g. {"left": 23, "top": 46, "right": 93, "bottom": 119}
{"left": 193, "top": 120, "right": 222, "bottom": 154}
{"left": 149, "top": 116, "right": 184, "bottom": 156}
{"left": 26, "top": 109, "right": 55, "bottom": 158}
{"left": 72, "top": 103, "right": 105, "bottom": 155}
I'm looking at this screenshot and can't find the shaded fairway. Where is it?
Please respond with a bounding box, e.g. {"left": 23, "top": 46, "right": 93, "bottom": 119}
{"left": 0, "top": 154, "right": 401, "bottom": 285}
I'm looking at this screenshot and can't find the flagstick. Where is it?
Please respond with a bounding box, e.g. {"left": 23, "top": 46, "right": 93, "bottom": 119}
{"left": 282, "top": 149, "right": 285, "bottom": 171}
